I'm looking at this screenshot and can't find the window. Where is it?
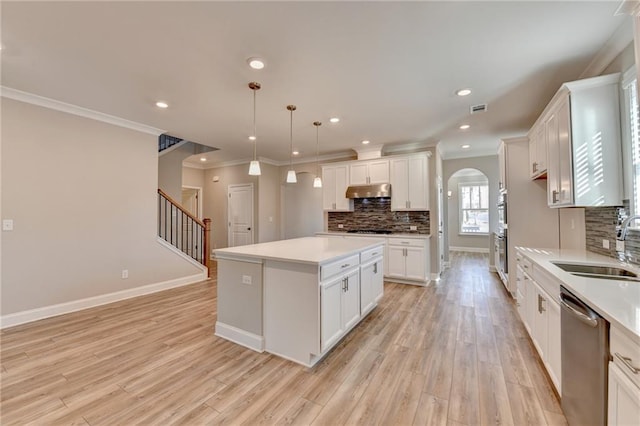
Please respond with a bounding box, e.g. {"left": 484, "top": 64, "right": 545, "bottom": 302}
{"left": 459, "top": 182, "right": 489, "bottom": 234}
{"left": 622, "top": 66, "right": 640, "bottom": 220}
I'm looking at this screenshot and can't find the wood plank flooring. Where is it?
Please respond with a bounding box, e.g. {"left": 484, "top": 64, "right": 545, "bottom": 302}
{"left": 1, "top": 252, "right": 566, "bottom": 425}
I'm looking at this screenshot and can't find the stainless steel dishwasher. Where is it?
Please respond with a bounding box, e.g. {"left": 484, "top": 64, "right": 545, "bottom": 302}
{"left": 560, "top": 286, "right": 610, "bottom": 426}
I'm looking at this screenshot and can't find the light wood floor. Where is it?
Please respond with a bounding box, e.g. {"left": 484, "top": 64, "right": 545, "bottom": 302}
{"left": 1, "top": 252, "right": 566, "bottom": 425}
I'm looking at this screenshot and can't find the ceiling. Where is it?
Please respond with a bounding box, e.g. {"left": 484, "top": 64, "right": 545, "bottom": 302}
{"left": 1, "top": 2, "right": 631, "bottom": 168}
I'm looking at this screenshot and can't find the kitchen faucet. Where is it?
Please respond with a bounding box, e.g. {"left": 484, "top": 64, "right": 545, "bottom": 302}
{"left": 616, "top": 215, "right": 640, "bottom": 241}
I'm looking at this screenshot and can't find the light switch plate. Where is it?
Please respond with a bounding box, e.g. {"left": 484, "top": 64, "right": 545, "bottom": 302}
{"left": 338, "top": 224, "right": 344, "bottom": 229}
{"left": 410, "top": 225, "right": 418, "bottom": 231}
{"left": 242, "top": 275, "right": 252, "bottom": 285}
{"left": 2, "top": 219, "right": 13, "bottom": 231}
{"left": 616, "top": 240, "right": 625, "bottom": 252}
{"left": 602, "top": 239, "right": 609, "bottom": 249}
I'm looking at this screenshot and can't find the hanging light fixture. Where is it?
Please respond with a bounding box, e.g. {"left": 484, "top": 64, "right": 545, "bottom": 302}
{"left": 248, "top": 82, "right": 261, "bottom": 176}
{"left": 313, "top": 121, "right": 322, "bottom": 188}
{"left": 286, "top": 105, "right": 297, "bottom": 183}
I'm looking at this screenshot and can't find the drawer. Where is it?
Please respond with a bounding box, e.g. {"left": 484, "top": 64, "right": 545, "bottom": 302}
{"left": 361, "top": 246, "right": 384, "bottom": 263}
{"left": 321, "top": 254, "right": 359, "bottom": 281}
{"left": 388, "top": 237, "right": 425, "bottom": 248}
{"left": 520, "top": 257, "right": 533, "bottom": 275}
{"left": 611, "top": 326, "right": 640, "bottom": 388}
{"left": 532, "top": 263, "right": 560, "bottom": 299}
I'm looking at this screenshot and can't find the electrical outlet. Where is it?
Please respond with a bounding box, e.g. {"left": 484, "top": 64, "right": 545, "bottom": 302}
{"left": 410, "top": 225, "right": 417, "bottom": 231}
{"left": 616, "top": 240, "right": 625, "bottom": 252}
{"left": 242, "top": 275, "right": 252, "bottom": 285}
{"left": 338, "top": 224, "right": 344, "bottom": 229}
{"left": 602, "top": 239, "right": 609, "bottom": 249}
{"left": 2, "top": 219, "right": 14, "bottom": 231}
{"left": 122, "top": 269, "right": 129, "bottom": 279}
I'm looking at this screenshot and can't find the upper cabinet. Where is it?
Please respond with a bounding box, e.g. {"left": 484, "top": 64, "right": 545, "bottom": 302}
{"left": 390, "top": 153, "right": 429, "bottom": 211}
{"left": 529, "top": 73, "right": 623, "bottom": 208}
{"left": 349, "top": 159, "right": 390, "bottom": 185}
{"left": 498, "top": 141, "right": 506, "bottom": 191}
{"left": 528, "top": 123, "right": 547, "bottom": 179}
{"left": 322, "top": 164, "right": 353, "bottom": 211}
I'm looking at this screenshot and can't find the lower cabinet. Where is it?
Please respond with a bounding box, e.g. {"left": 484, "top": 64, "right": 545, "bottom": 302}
{"left": 360, "top": 257, "right": 384, "bottom": 315}
{"left": 320, "top": 268, "right": 360, "bottom": 352}
{"left": 387, "top": 238, "right": 429, "bottom": 283}
{"left": 608, "top": 362, "right": 640, "bottom": 426}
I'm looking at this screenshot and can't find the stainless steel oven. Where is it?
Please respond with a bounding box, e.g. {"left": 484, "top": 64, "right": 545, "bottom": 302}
{"left": 496, "top": 230, "right": 508, "bottom": 281}
{"left": 497, "top": 192, "right": 507, "bottom": 236}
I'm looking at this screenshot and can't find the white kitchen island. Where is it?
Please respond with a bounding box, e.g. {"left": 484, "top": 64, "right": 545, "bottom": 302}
{"left": 213, "top": 236, "right": 385, "bottom": 367}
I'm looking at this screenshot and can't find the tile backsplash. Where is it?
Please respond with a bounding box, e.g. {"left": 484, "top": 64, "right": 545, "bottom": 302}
{"left": 327, "top": 198, "right": 429, "bottom": 234}
{"left": 584, "top": 202, "right": 640, "bottom": 261}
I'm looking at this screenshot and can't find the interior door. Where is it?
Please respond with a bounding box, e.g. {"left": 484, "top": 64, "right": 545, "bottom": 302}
{"left": 228, "top": 184, "right": 254, "bottom": 247}
{"left": 437, "top": 176, "right": 444, "bottom": 275}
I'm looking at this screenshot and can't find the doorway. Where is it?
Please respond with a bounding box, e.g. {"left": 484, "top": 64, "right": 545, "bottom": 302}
{"left": 228, "top": 183, "right": 254, "bottom": 247}
{"left": 181, "top": 186, "right": 202, "bottom": 219}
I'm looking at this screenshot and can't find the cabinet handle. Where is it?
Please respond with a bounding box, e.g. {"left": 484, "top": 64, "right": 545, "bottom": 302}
{"left": 405, "top": 200, "right": 409, "bottom": 209}
{"left": 552, "top": 190, "right": 559, "bottom": 204}
{"left": 374, "top": 263, "right": 378, "bottom": 274}
{"left": 341, "top": 263, "right": 350, "bottom": 269}
{"left": 333, "top": 202, "right": 336, "bottom": 210}
{"left": 342, "top": 278, "right": 347, "bottom": 292}
{"left": 499, "top": 182, "right": 503, "bottom": 190}
{"left": 371, "top": 252, "right": 378, "bottom": 256}
{"left": 367, "top": 176, "right": 370, "bottom": 184}
{"left": 401, "top": 241, "right": 410, "bottom": 245}
{"left": 615, "top": 352, "right": 640, "bottom": 374}
{"left": 537, "top": 294, "right": 546, "bottom": 313}
{"left": 532, "top": 162, "right": 538, "bottom": 173}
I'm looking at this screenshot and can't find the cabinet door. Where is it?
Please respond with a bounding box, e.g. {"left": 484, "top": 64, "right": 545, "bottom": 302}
{"left": 404, "top": 246, "right": 426, "bottom": 281}
{"left": 536, "top": 125, "right": 547, "bottom": 175}
{"left": 320, "top": 276, "right": 344, "bottom": 352}
{"left": 322, "top": 167, "right": 337, "bottom": 210}
{"left": 546, "top": 297, "right": 562, "bottom": 393}
{"left": 360, "top": 262, "right": 375, "bottom": 315}
{"left": 387, "top": 246, "right": 406, "bottom": 277}
{"left": 546, "top": 111, "right": 560, "bottom": 206}
{"left": 529, "top": 133, "right": 538, "bottom": 179}
{"left": 516, "top": 266, "right": 527, "bottom": 327}
{"left": 372, "top": 259, "right": 384, "bottom": 302}
{"left": 407, "top": 156, "right": 428, "bottom": 210}
{"left": 556, "top": 97, "right": 573, "bottom": 205}
{"left": 368, "top": 160, "right": 390, "bottom": 184}
{"left": 342, "top": 270, "right": 360, "bottom": 331}
{"left": 608, "top": 362, "right": 640, "bottom": 426}
{"left": 499, "top": 142, "right": 507, "bottom": 190}
{"left": 390, "top": 158, "right": 409, "bottom": 210}
{"left": 349, "top": 163, "right": 369, "bottom": 185}
{"left": 525, "top": 274, "right": 537, "bottom": 340}
{"left": 334, "top": 165, "right": 351, "bottom": 211}
{"left": 532, "top": 282, "right": 548, "bottom": 360}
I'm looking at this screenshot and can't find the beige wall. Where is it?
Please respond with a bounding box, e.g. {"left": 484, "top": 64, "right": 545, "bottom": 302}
{"left": 182, "top": 166, "right": 204, "bottom": 189}
{"left": 158, "top": 143, "right": 196, "bottom": 200}
{"left": 258, "top": 163, "right": 280, "bottom": 243}
{"left": 1, "top": 98, "right": 202, "bottom": 315}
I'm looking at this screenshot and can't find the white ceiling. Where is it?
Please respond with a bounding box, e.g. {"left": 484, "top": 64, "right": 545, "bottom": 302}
{"left": 1, "top": 1, "right": 630, "bottom": 168}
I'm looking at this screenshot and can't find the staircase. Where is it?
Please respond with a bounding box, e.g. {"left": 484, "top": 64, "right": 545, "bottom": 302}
{"left": 158, "top": 189, "right": 211, "bottom": 277}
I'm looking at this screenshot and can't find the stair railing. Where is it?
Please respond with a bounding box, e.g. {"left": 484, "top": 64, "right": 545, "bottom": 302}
{"left": 158, "top": 189, "right": 211, "bottom": 277}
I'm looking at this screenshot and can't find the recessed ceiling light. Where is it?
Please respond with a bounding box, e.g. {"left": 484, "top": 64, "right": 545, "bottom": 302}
{"left": 248, "top": 136, "right": 256, "bottom": 141}
{"left": 362, "top": 140, "right": 370, "bottom": 145}
{"left": 329, "top": 117, "right": 340, "bottom": 123}
{"left": 200, "top": 157, "right": 207, "bottom": 162}
{"left": 456, "top": 88, "right": 472, "bottom": 97}
{"left": 155, "top": 101, "right": 169, "bottom": 109}
{"left": 459, "top": 124, "right": 471, "bottom": 130}
{"left": 247, "top": 57, "right": 265, "bottom": 70}
{"left": 292, "top": 151, "right": 300, "bottom": 156}
{"left": 461, "top": 144, "right": 471, "bottom": 149}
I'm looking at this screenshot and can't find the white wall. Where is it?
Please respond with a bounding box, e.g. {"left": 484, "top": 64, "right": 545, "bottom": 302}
{"left": 447, "top": 172, "right": 490, "bottom": 251}
{"left": 258, "top": 162, "right": 280, "bottom": 243}
{"left": 443, "top": 155, "right": 500, "bottom": 266}
{"left": 182, "top": 166, "right": 204, "bottom": 189}
{"left": 158, "top": 143, "right": 196, "bottom": 200}
{"left": 1, "top": 98, "right": 202, "bottom": 316}
{"left": 281, "top": 171, "right": 323, "bottom": 239}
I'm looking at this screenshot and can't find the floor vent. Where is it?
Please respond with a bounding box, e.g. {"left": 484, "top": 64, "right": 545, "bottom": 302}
{"left": 470, "top": 103, "right": 488, "bottom": 114}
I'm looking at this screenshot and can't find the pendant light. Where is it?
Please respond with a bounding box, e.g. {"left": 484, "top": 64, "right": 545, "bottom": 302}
{"left": 313, "top": 121, "right": 322, "bottom": 188}
{"left": 248, "top": 82, "right": 261, "bottom": 176}
{"left": 286, "top": 105, "right": 297, "bottom": 183}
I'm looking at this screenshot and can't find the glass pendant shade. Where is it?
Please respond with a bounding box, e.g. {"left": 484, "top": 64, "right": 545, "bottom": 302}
{"left": 313, "top": 176, "right": 322, "bottom": 188}
{"left": 286, "top": 170, "right": 297, "bottom": 183}
{"left": 248, "top": 160, "right": 261, "bottom": 176}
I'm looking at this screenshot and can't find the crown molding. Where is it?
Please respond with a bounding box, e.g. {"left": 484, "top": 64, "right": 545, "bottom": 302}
{"left": 1, "top": 86, "right": 165, "bottom": 136}
{"left": 441, "top": 147, "right": 499, "bottom": 160}
{"left": 187, "top": 151, "right": 354, "bottom": 170}
{"left": 579, "top": 18, "right": 634, "bottom": 79}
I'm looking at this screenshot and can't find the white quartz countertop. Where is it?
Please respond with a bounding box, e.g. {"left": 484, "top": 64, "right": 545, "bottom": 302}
{"left": 316, "top": 232, "right": 431, "bottom": 239}
{"left": 517, "top": 247, "right": 640, "bottom": 343}
{"left": 214, "top": 237, "right": 385, "bottom": 265}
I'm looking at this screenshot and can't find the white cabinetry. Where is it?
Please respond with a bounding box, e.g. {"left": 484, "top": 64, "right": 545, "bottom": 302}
{"left": 516, "top": 250, "right": 561, "bottom": 393}
{"left": 360, "top": 256, "right": 383, "bottom": 316}
{"left": 390, "top": 154, "right": 429, "bottom": 211}
{"left": 387, "top": 237, "right": 429, "bottom": 283}
{"left": 532, "top": 73, "right": 623, "bottom": 208}
{"left": 320, "top": 263, "right": 360, "bottom": 352}
{"left": 528, "top": 123, "right": 547, "bottom": 179}
{"left": 349, "top": 160, "right": 389, "bottom": 185}
{"left": 609, "top": 326, "right": 640, "bottom": 426}
{"left": 322, "top": 164, "right": 353, "bottom": 211}
{"left": 498, "top": 142, "right": 506, "bottom": 191}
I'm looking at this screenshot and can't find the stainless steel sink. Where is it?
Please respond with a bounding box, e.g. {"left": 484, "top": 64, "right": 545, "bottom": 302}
{"left": 570, "top": 272, "right": 640, "bottom": 282}
{"left": 551, "top": 261, "right": 638, "bottom": 278}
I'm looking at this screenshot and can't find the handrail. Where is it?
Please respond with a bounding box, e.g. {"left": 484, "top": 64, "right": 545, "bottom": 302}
{"left": 157, "top": 189, "right": 211, "bottom": 277}
{"left": 157, "top": 188, "right": 206, "bottom": 227}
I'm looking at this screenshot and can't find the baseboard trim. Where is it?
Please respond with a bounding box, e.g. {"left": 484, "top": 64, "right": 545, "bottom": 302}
{"left": 215, "top": 321, "right": 265, "bottom": 352}
{"left": 449, "top": 246, "right": 490, "bottom": 253}
{"left": 489, "top": 265, "right": 497, "bottom": 272}
{"left": 1, "top": 272, "right": 206, "bottom": 329}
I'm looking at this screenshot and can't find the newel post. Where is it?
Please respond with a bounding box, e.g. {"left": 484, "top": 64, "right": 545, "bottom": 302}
{"left": 203, "top": 218, "right": 212, "bottom": 277}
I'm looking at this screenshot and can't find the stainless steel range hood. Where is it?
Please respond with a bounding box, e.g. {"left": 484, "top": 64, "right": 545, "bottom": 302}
{"left": 345, "top": 183, "right": 391, "bottom": 199}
